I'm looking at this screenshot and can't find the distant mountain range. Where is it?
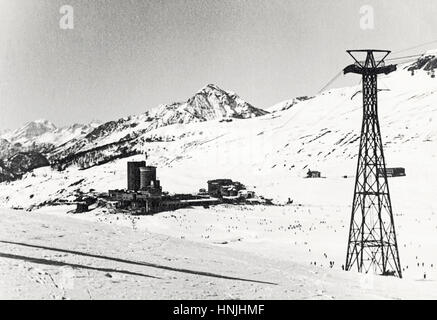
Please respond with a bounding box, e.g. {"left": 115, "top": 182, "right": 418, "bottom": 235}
{"left": 0, "top": 84, "right": 268, "bottom": 180}
{"left": 1, "top": 119, "right": 101, "bottom": 151}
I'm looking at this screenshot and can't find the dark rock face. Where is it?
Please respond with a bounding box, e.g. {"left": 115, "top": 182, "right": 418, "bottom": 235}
{"left": 0, "top": 151, "right": 49, "bottom": 182}
{"left": 0, "top": 139, "right": 20, "bottom": 159}
{"left": 407, "top": 55, "right": 437, "bottom": 72}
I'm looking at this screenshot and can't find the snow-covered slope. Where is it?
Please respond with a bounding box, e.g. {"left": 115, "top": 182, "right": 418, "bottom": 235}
{"left": 267, "top": 96, "right": 313, "bottom": 113}
{"left": 1, "top": 53, "right": 437, "bottom": 285}
{"left": 1, "top": 55, "right": 437, "bottom": 205}
{"left": 63, "top": 83, "right": 266, "bottom": 151}
{"left": 4, "top": 206, "right": 436, "bottom": 299}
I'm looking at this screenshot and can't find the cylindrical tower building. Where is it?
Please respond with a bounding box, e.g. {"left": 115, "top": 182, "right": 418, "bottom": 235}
{"left": 139, "top": 166, "right": 157, "bottom": 190}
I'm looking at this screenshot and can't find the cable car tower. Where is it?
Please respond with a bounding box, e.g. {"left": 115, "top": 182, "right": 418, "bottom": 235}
{"left": 344, "top": 50, "right": 402, "bottom": 278}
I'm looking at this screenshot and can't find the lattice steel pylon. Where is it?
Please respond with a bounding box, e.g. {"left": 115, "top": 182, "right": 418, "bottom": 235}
{"left": 344, "top": 50, "right": 402, "bottom": 278}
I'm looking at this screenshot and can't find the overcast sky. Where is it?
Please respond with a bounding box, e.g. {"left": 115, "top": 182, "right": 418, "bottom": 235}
{"left": 1, "top": 0, "right": 436, "bottom": 130}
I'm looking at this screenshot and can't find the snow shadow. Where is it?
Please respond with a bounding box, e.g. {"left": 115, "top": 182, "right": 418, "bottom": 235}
{"left": 0, "top": 240, "right": 277, "bottom": 285}
{"left": 0, "top": 252, "right": 160, "bottom": 279}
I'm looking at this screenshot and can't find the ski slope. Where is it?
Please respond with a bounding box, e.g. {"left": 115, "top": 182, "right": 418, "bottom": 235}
{"left": 1, "top": 55, "right": 437, "bottom": 296}
{"left": 1, "top": 207, "right": 436, "bottom": 300}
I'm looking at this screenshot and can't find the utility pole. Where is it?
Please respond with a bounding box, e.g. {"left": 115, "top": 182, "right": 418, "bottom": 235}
{"left": 344, "top": 50, "right": 402, "bottom": 278}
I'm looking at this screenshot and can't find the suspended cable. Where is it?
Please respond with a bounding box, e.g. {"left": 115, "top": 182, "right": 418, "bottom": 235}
{"left": 386, "top": 53, "right": 423, "bottom": 62}
{"left": 316, "top": 41, "right": 437, "bottom": 97}
{"left": 277, "top": 77, "right": 362, "bottom": 132}
{"left": 317, "top": 69, "right": 344, "bottom": 95}
{"left": 391, "top": 39, "right": 437, "bottom": 56}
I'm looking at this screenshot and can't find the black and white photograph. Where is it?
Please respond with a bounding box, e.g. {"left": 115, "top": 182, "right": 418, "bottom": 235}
{"left": 1, "top": 0, "right": 437, "bottom": 304}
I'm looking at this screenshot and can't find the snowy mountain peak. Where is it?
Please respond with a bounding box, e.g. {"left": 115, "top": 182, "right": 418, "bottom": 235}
{"left": 0, "top": 119, "right": 101, "bottom": 154}
{"left": 33, "top": 119, "right": 57, "bottom": 126}
{"left": 199, "top": 83, "right": 223, "bottom": 92}
{"left": 195, "top": 83, "right": 235, "bottom": 97}
{"left": 149, "top": 84, "right": 268, "bottom": 126}
{"left": 63, "top": 121, "right": 101, "bottom": 132}
{"left": 41, "top": 84, "right": 270, "bottom": 170}
{"left": 5, "top": 119, "right": 57, "bottom": 143}
{"left": 24, "top": 119, "right": 56, "bottom": 131}
{"left": 196, "top": 83, "right": 240, "bottom": 99}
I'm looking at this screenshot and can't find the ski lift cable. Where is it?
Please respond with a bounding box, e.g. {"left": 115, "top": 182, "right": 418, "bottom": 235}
{"left": 283, "top": 77, "right": 363, "bottom": 137}
{"left": 320, "top": 41, "right": 437, "bottom": 90}
{"left": 385, "top": 40, "right": 437, "bottom": 64}
{"left": 317, "top": 69, "right": 344, "bottom": 95}
{"left": 316, "top": 41, "right": 437, "bottom": 96}
{"left": 390, "top": 39, "right": 437, "bottom": 56}
{"left": 296, "top": 77, "right": 362, "bottom": 131}
{"left": 274, "top": 64, "right": 360, "bottom": 133}
{"left": 269, "top": 75, "right": 360, "bottom": 147}
{"left": 385, "top": 53, "right": 423, "bottom": 62}
{"left": 308, "top": 42, "right": 435, "bottom": 128}
{"left": 386, "top": 54, "right": 432, "bottom": 70}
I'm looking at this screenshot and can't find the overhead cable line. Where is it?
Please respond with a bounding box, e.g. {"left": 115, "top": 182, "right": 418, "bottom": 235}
{"left": 317, "top": 70, "right": 344, "bottom": 95}
{"left": 315, "top": 40, "right": 437, "bottom": 97}
{"left": 391, "top": 39, "right": 437, "bottom": 56}
{"left": 385, "top": 53, "right": 423, "bottom": 62}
